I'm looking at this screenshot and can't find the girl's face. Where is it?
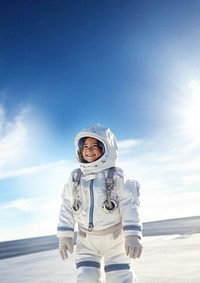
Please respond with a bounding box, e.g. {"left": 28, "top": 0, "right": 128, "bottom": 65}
{"left": 82, "top": 137, "right": 102, "bottom": 163}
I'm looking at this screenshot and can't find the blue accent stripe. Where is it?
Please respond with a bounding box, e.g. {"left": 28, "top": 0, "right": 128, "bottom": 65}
{"left": 123, "top": 225, "right": 142, "bottom": 232}
{"left": 76, "top": 261, "right": 100, "bottom": 269}
{"left": 57, "top": 227, "right": 74, "bottom": 231}
{"left": 105, "top": 263, "right": 130, "bottom": 273}
{"left": 88, "top": 179, "right": 94, "bottom": 229}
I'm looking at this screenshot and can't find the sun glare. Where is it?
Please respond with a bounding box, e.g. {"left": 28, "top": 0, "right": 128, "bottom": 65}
{"left": 180, "top": 81, "right": 200, "bottom": 145}
{"left": 185, "top": 97, "right": 200, "bottom": 140}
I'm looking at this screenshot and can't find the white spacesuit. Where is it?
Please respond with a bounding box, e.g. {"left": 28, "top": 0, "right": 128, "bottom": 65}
{"left": 57, "top": 124, "right": 143, "bottom": 283}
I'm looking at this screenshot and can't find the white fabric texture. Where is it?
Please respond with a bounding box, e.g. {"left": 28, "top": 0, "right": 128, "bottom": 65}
{"left": 57, "top": 167, "right": 142, "bottom": 239}
{"left": 76, "top": 231, "right": 137, "bottom": 283}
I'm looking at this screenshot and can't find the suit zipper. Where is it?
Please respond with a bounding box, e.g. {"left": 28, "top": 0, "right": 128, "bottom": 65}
{"left": 88, "top": 179, "right": 94, "bottom": 230}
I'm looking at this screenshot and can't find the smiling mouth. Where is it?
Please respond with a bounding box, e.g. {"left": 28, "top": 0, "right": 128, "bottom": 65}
{"left": 86, "top": 155, "right": 95, "bottom": 157}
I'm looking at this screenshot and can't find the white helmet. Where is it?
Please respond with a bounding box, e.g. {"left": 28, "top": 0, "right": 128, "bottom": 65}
{"left": 74, "top": 124, "right": 118, "bottom": 174}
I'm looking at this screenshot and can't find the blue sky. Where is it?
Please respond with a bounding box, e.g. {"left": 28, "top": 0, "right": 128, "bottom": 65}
{"left": 1, "top": 0, "right": 200, "bottom": 241}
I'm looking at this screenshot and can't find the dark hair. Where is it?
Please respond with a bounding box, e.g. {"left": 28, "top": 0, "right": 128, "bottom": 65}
{"left": 77, "top": 147, "right": 86, "bottom": 163}
{"left": 77, "top": 137, "right": 87, "bottom": 162}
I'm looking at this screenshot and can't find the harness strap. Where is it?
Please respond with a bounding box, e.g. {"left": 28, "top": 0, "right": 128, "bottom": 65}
{"left": 72, "top": 167, "right": 115, "bottom": 211}
{"left": 72, "top": 169, "right": 82, "bottom": 211}
{"left": 105, "top": 167, "right": 115, "bottom": 209}
{"left": 73, "top": 169, "right": 82, "bottom": 184}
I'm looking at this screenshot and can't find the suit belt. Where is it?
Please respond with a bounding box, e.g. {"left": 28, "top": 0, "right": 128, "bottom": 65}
{"left": 78, "top": 222, "right": 122, "bottom": 236}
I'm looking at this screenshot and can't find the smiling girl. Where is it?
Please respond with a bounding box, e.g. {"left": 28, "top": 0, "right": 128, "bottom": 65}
{"left": 57, "top": 124, "right": 143, "bottom": 283}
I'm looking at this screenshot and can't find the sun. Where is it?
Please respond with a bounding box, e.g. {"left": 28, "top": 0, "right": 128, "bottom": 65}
{"left": 176, "top": 80, "right": 200, "bottom": 146}
{"left": 185, "top": 95, "right": 200, "bottom": 141}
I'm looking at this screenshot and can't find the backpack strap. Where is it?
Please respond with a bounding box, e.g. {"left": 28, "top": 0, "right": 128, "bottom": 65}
{"left": 72, "top": 169, "right": 82, "bottom": 211}
{"left": 105, "top": 167, "right": 115, "bottom": 210}
{"left": 72, "top": 167, "right": 116, "bottom": 211}
{"left": 72, "top": 169, "right": 82, "bottom": 186}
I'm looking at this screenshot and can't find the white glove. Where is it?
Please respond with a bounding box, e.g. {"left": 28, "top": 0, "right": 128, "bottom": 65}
{"left": 59, "top": 237, "right": 74, "bottom": 260}
{"left": 125, "top": 235, "right": 143, "bottom": 259}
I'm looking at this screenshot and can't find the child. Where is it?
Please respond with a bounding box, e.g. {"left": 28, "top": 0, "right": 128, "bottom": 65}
{"left": 57, "top": 124, "right": 143, "bottom": 283}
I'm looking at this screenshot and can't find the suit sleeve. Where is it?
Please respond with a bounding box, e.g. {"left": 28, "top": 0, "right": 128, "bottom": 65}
{"left": 117, "top": 171, "right": 143, "bottom": 238}
{"left": 57, "top": 176, "right": 75, "bottom": 239}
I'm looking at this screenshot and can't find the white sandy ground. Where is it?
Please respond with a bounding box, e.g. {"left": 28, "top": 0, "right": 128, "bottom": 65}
{"left": 0, "top": 234, "right": 200, "bottom": 283}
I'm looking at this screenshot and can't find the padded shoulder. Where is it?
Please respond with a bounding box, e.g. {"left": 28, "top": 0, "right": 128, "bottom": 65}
{"left": 113, "top": 166, "right": 125, "bottom": 179}
{"left": 124, "top": 179, "right": 141, "bottom": 200}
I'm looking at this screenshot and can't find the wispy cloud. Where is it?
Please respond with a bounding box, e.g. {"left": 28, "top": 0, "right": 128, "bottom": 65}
{"left": 182, "top": 175, "right": 200, "bottom": 186}
{"left": 40, "top": 200, "right": 61, "bottom": 212}
{"left": 0, "top": 198, "right": 36, "bottom": 211}
{"left": 118, "top": 139, "right": 143, "bottom": 151}
{"left": 0, "top": 159, "right": 69, "bottom": 179}
{"left": 0, "top": 104, "right": 28, "bottom": 170}
{"left": 0, "top": 198, "right": 60, "bottom": 212}
{"left": 118, "top": 132, "right": 200, "bottom": 221}
{"left": 0, "top": 198, "right": 61, "bottom": 240}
